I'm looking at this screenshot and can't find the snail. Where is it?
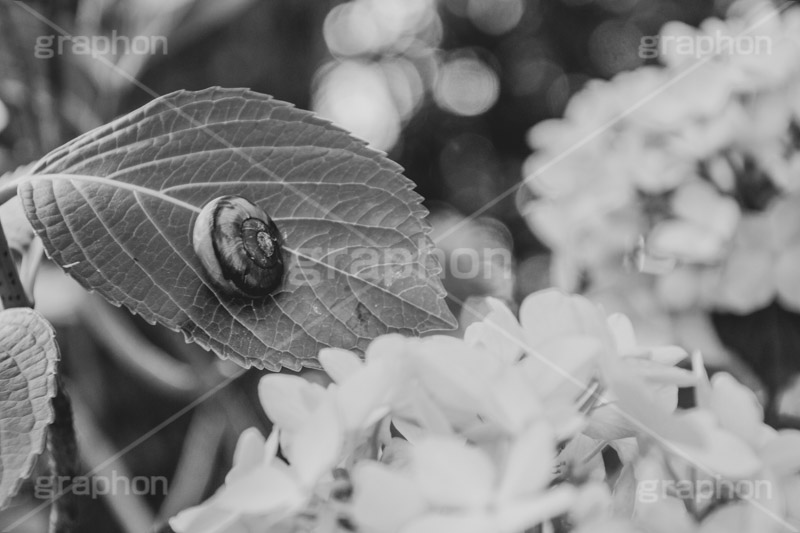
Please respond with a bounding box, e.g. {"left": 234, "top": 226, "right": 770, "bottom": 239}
{"left": 192, "top": 195, "right": 285, "bottom": 298}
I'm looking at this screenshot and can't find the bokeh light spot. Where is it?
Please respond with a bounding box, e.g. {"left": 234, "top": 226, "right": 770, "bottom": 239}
{"left": 467, "top": 0, "right": 525, "bottom": 35}
{"left": 313, "top": 61, "right": 401, "bottom": 151}
{"left": 434, "top": 53, "right": 501, "bottom": 116}
{"left": 323, "top": 0, "right": 439, "bottom": 57}
{"left": 323, "top": 2, "right": 382, "bottom": 57}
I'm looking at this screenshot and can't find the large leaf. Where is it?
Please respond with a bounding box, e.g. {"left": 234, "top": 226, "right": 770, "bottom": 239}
{"left": 0, "top": 308, "right": 59, "bottom": 508}
{"left": 20, "top": 88, "right": 455, "bottom": 370}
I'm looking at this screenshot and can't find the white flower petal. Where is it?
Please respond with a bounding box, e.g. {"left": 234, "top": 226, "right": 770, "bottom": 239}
{"left": 412, "top": 437, "right": 496, "bottom": 508}
{"left": 258, "top": 375, "right": 326, "bottom": 433}
{"left": 365, "top": 334, "right": 408, "bottom": 364}
{"left": 495, "top": 485, "right": 576, "bottom": 533}
{"left": 710, "top": 372, "right": 764, "bottom": 446}
{"left": 392, "top": 417, "right": 433, "bottom": 444}
{"left": 604, "top": 363, "right": 703, "bottom": 446}
{"left": 286, "top": 399, "right": 344, "bottom": 488}
{"left": 519, "top": 289, "right": 610, "bottom": 348}
{"left": 215, "top": 463, "right": 304, "bottom": 514}
{"left": 483, "top": 369, "right": 543, "bottom": 433}
{"left": 521, "top": 338, "right": 600, "bottom": 400}
{"left": 464, "top": 298, "right": 526, "bottom": 364}
{"left": 626, "top": 360, "right": 696, "bottom": 387}
{"left": 264, "top": 427, "right": 280, "bottom": 461}
{"left": 412, "top": 337, "right": 496, "bottom": 415}
{"left": 649, "top": 220, "right": 727, "bottom": 264}
{"left": 609, "top": 437, "right": 639, "bottom": 464}
{"left": 381, "top": 437, "right": 414, "bottom": 469}
{"left": 335, "top": 358, "right": 397, "bottom": 431}
{"left": 607, "top": 314, "right": 637, "bottom": 355}
{"left": 761, "top": 430, "right": 800, "bottom": 474}
{"left": 635, "top": 496, "right": 695, "bottom": 533}
{"left": 352, "top": 462, "right": 426, "bottom": 533}
{"left": 776, "top": 245, "right": 800, "bottom": 312}
{"left": 169, "top": 504, "right": 245, "bottom": 533}
{"left": 498, "top": 422, "right": 555, "bottom": 499}
{"left": 226, "top": 428, "right": 266, "bottom": 483}
{"left": 673, "top": 411, "right": 762, "bottom": 479}
{"left": 584, "top": 403, "right": 638, "bottom": 441}
{"left": 768, "top": 192, "right": 800, "bottom": 245}
{"left": 714, "top": 225, "right": 775, "bottom": 314}
{"left": 402, "top": 512, "right": 494, "bottom": 533}
{"left": 649, "top": 346, "right": 689, "bottom": 367}
{"left": 671, "top": 180, "right": 740, "bottom": 239}
{"left": 655, "top": 268, "right": 705, "bottom": 311}
{"left": 319, "top": 348, "right": 364, "bottom": 383}
{"left": 692, "top": 350, "right": 712, "bottom": 410}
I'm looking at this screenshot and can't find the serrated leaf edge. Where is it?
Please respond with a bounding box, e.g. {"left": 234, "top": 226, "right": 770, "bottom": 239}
{"left": 0, "top": 308, "right": 60, "bottom": 509}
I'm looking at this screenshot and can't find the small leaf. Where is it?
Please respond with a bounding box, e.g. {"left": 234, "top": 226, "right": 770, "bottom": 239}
{"left": 0, "top": 308, "right": 59, "bottom": 508}
{"left": 21, "top": 88, "right": 455, "bottom": 369}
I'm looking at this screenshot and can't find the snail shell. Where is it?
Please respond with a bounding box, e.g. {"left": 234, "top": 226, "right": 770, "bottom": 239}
{"left": 192, "top": 196, "right": 285, "bottom": 298}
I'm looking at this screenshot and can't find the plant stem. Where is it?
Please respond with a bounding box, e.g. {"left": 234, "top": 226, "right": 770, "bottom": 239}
{"left": 47, "top": 377, "right": 79, "bottom": 533}
{"left": 156, "top": 405, "right": 225, "bottom": 521}
{"left": 70, "top": 391, "right": 154, "bottom": 533}
{"left": 0, "top": 179, "right": 23, "bottom": 207}
{"left": 0, "top": 218, "right": 31, "bottom": 308}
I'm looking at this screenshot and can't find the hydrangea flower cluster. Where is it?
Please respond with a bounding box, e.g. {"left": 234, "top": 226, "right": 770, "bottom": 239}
{"left": 521, "top": 0, "right": 800, "bottom": 314}
{"left": 168, "top": 290, "right": 800, "bottom": 533}
{"left": 604, "top": 351, "right": 800, "bottom": 533}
